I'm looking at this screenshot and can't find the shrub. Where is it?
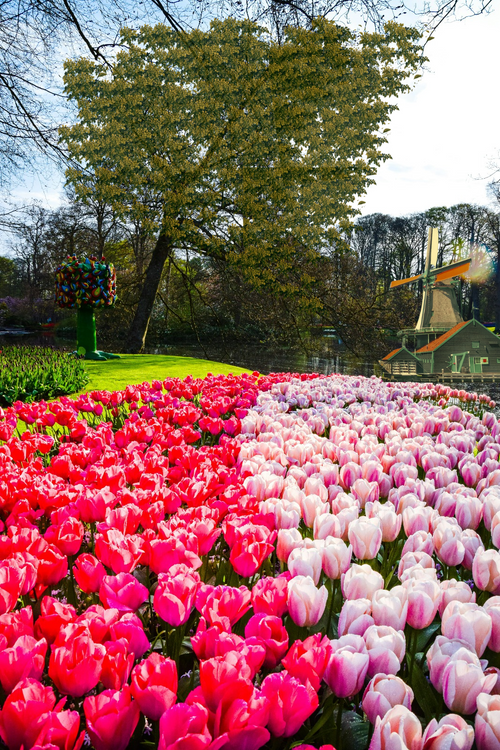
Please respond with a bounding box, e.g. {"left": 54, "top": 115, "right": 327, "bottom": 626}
{"left": 0, "top": 345, "right": 88, "bottom": 405}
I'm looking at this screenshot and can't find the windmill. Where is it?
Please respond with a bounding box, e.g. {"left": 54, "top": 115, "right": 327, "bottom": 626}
{"left": 390, "top": 228, "right": 471, "bottom": 349}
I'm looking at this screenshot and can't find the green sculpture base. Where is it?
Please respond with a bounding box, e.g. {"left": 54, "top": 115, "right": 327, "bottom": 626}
{"left": 77, "top": 306, "right": 120, "bottom": 361}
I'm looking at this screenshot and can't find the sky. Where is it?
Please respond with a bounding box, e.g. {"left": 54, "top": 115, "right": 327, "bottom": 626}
{"left": 5, "top": 6, "right": 500, "bottom": 225}
{"left": 360, "top": 8, "right": 500, "bottom": 217}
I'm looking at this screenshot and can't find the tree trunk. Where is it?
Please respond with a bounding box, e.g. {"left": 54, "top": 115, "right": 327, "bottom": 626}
{"left": 126, "top": 232, "right": 172, "bottom": 353}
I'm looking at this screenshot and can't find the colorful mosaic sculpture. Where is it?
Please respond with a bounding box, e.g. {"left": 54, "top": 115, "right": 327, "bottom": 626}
{"left": 55, "top": 256, "right": 120, "bottom": 360}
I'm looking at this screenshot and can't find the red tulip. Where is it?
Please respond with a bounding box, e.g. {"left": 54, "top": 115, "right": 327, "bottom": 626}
{"left": 0, "top": 678, "right": 56, "bottom": 750}
{"left": 0, "top": 634, "right": 48, "bottom": 693}
{"left": 244, "top": 613, "right": 289, "bottom": 670}
{"left": 251, "top": 574, "right": 289, "bottom": 617}
{"left": 154, "top": 565, "right": 200, "bottom": 626}
{"left": 99, "top": 572, "right": 148, "bottom": 613}
{"left": 130, "top": 652, "right": 178, "bottom": 720}
{"left": 34, "top": 597, "right": 76, "bottom": 645}
{"left": 100, "top": 639, "right": 134, "bottom": 690}
{"left": 84, "top": 687, "right": 140, "bottom": 750}
{"left": 281, "top": 633, "right": 332, "bottom": 691}
{"left": 260, "top": 671, "right": 318, "bottom": 737}
{"left": 158, "top": 703, "right": 212, "bottom": 750}
{"left": 49, "top": 629, "right": 105, "bottom": 696}
{"left": 73, "top": 553, "right": 106, "bottom": 594}
{"left": 196, "top": 584, "right": 251, "bottom": 627}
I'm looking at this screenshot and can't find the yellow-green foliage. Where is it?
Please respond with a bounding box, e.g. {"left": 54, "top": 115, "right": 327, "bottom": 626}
{"left": 60, "top": 18, "right": 423, "bottom": 298}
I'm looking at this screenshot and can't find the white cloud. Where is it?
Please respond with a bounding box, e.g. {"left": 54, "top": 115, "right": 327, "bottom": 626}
{"left": 360, "top": 10, "right": 500, "bottom": 217}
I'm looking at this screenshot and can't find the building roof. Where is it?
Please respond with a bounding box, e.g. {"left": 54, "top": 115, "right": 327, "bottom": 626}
{"left": 381, "top": 348, "right": 403, "bottom": 361}
{"left": 416, "top": 320, "right": 470, "bottom": 353}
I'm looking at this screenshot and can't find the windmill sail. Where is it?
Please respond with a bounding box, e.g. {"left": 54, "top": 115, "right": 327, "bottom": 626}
{"left": 389, "top": 228, "right": 471, "bottom": 332}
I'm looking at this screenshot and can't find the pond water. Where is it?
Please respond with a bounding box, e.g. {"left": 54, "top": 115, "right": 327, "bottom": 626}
{"left": 4, "top": 332, "right": 500, "bottom": 405}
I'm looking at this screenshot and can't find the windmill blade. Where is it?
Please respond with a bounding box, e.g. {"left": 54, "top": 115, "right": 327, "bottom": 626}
{"left": 435, "top": 261, "right": 471, "bottom": 282}
{"left": 390, "top": 273, "right": 423, "bottom": 289}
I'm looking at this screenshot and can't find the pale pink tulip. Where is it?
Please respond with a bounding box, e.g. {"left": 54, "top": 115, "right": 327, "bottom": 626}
{"left": 371, "top": 587, "right": 408, "bottom": 631}
{"left": 442, "top": 657, "right": 496, "bottom": 714}
{"left": 401, "top": 531, "right": 434, "bottom": 558}
{"left": 336, "top": 506, "right": 360, "bottom": 541}
{"left": 303, "top": 476, "right": 328, "bottom": 501}
{"left": 351, "top": 479, "right": 379, "bottom": 508}
{"left": 473, "top": 548, "right": 500, "bottom": 594}
{"left": 462, "top": 529, "right": 484, "bottom": 569}
{"left": 342, "top": 564, "right": 384, "bottom": 601}
{"left": 288, "top": 547, "right": 323, "bottom": 585}
{"left": 476, "top": 692, "right": 500, "bottom": 750}
{"left": 348, "top": 517, "right": 382, "bottom": 561}
{"left": 362, "top": 674, "right": 414, "bottom": 725}
{"left": 402, "top": 578, "right": 441, "bottom": 629}
{"left": 276, "top": 529, "right": 303, "bottom": 563}
{"left": 273, "top": 501, "right": 301, "bottom": 530}
{"left": 313, "top": 512, "right": 342, "bottom": 540}
{"left": 484, "top": 597, "right": 500, "bottom": 652}
{"left": 324, "top": 634, "right": 369, "bottom": 698}
{"left": 339, "top": 462, "right": 362, "bottom": 490}
{"left": 338, "top": 598, "right": 374, "bottom": 637}
{"left": 427, "top": 636, "right": 478, "bottom": 692}
{"left": 321, "top": 537, "right": 352, "bottom": 580}
{"left": 438, "top": 579, "right": 476, "bottom": 618}
{"left": 300, "top": 494, "right": 329, "bottom": 528}
{"left": 422, "top": 714, "right": 474, "bottom": 750}
{"left": 364, "top": 624, "right": 405, "bottom": 677}
{"left": 402, "top": 506, "right": 437, "bottom": 536}
{"left": 441, "top": 601, "right": 492, "bottom": 657}
{"left": 398, "top": 552, "right": 435, "bottom": 582}
{"left": 287, "top": 575, "right": 328, "bottom": 627}
{"left": 365, "top": 502, "right": 402, "bottom": 542}
{"left": 369, "top": 705, "right": 422, "bottom": 750}
{"left": 433, "top": 522, "right": 465, "bottom": 567}
{"left": 481, "top": 489, "right": 500, "bottom": 530}
{"left": 455, "top": 495, "right": 482, "bottom": 530}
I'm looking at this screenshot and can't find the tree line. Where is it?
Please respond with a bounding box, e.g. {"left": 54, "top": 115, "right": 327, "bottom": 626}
{"left": 3, "top": 191, "right": 500, "bottom": 360}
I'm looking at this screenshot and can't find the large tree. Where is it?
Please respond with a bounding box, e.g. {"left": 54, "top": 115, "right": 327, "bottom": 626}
{"left": 60, "top": 17, "right": 422, "bottom": 351}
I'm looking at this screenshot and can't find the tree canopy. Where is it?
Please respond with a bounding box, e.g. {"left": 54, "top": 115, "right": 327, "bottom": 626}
{"left": 60, "top": 17, "right": 423, "bottom": 350}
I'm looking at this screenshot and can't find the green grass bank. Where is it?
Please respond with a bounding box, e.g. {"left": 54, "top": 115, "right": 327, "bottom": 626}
{"left": 79, "top": 354, "right": 252, "bottom": 394}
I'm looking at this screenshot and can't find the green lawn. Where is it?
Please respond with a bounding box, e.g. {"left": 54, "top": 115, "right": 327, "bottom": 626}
{"left": 79, "top": 354, "right": 252, "bottom": 394}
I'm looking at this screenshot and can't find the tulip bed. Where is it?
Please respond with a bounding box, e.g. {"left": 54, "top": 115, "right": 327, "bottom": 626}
{"left": 1, "top": 373, "right": 500, "bottom": 750}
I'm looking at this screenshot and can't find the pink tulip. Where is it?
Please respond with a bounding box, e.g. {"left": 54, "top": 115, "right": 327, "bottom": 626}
{"left": 369, "top": 705, "right": 422, "bottom": 750}
{"left": 365, "top": 501, "right": 402, "bottom": 542}
{"left": 245, "top": 613, "right": 289, "bottom": 670}
{"left": 342, "top": 563, "right": 384, "bottom": 601}
{"left": 455, "top": 495, "right": 482, "bottom": 530}
{"left": 427, "top": 636, "right": 476, "bottom": 692}
{"left": 251, "top": 575, "right": 289, "bottom": 617}
{"left": 476, "top": 692, "right": 500, "bottom": 750}
{"left": 351, "top": 479, "right": 379, "bottom": 507}
{"left": 362, "top": 674, "right": 414, "bottom": 725}
{"left": 422, "top": 714, "right": 474, "bottom": 750}
{"left": 324, "top": 634, "right": 369, "bottom": 698}
{"left": 287, "top": 575, "right": 328, "bottom": 627}
{"left": 364, "top": 624, "right": 405, "bottom": 677}
{"left": 402, "top": 506, "right": 437, "bottom": 536}
{"left": 484, "top": 597, "right": 500, "bottom": 652}
{"left": 398, "top": 552, "right": 435, "bottom": 582}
